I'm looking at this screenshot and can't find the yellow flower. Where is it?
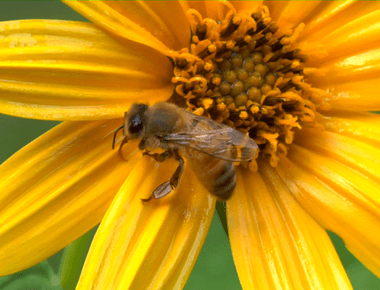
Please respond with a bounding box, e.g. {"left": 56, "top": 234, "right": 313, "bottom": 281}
{"left": 1, "top": 1, "right": 380, "bottom": 289}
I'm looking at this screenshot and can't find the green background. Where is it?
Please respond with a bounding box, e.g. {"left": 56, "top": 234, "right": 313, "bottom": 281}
{"left": 0, "top": 1, "right": 379, "bottom": 289}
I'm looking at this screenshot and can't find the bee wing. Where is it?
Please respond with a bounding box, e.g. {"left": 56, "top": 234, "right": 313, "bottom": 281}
{"left": 162, "top": 114, "right": 258, "bottom": 162}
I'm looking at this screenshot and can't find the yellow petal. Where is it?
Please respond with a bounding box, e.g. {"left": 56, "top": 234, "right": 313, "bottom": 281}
{"left": 321, "top": 111, "right": 380, "bottom": 147}
{"left": 299, "top": 6, "right": 380, "bottom": 61}
{"left": 305, "top": 48, "right": 380, "bottom": 111}
{"left": 185, "top": 1, "right": 225, "bottom": 22}
{"left": 307, "top": 47, "right": 380, "bottom": 86}
{"left": 231, "top": 1, "right": 262, "bottom": 14}
{"left": 77, "top": 157, "right": 215, "bottom": 290}
{"left": 0, "top": 119, "right": 140, "bottom": 275}
{"left": 322, "top": 78, "right": 380, "bottom": 111}
{"left": 0, "top": 20, "right": 173, "bottom": 120}
{"left": 96, "top": 1, "right": 190, "bottom": 51}
{"left": 228, "top": 167, "right": 352, "bottom": 289}
{"left": 276, "top": 121, "right": 380, "bottom": 278}
{"left": 63, "top": 1, "right": 173, "bottom": 55}
{"left": 185, "top": 1, "right": 260, "bottom": 23}
{"left": 299, "top": 1, "right": 380, "bottom": 43}
{"left": 265, "top": 1, "right": 320, "bottom": 34}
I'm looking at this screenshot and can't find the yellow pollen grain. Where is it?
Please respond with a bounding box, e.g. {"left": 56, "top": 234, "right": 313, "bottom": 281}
{"left": 208, "top": 44, "right": 217, "bottom": 53}
{"left": 204, "top": 62, "right": 213, "bottom": 71}
{"left": 212, "top": 77, "right": 222, "bottom": 86}
{"left": 202, "top": 98, "right": 214, "bottom": 109}
{"left": 250, "top": 105, "right": 260, "bottom": 114}
{"left": 239, "top": 111, "right": 248, "bottom": 120}
{"left": 226, "top": 40, "right": 236, "bottom": 50}
{"left": 233, "top": 16, "right": 241, "bottom": 26}
{"left": 192, "top": 107, "right": 204, "bottom": 116}
{"left": 217, "top": 103, "right": 227, "bottom": 112}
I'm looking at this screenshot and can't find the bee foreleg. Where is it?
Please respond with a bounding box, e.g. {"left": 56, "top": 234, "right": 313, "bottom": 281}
{"left": 142, "top": 150, "right": 173, "bottom": 162}
{"left": 141, "top": 150, "right": 184, "bottom": 203}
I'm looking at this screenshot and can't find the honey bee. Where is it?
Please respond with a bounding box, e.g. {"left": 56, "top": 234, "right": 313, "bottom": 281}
{"left": 113, "top": 102, "right": 258, "bottom": 202}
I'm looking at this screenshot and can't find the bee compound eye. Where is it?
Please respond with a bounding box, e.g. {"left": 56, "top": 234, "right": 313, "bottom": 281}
{"left": 129, "top": 120, "right": 143, "bottom": 134}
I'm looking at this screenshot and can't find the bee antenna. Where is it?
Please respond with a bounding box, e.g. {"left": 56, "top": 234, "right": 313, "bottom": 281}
{"left": 112, "top": 125, "right": 124, "bottom": 149}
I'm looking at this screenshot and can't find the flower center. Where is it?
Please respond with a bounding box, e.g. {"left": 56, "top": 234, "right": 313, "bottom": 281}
{"left": 168, "top": 4, "right": 331, "bottom": 170}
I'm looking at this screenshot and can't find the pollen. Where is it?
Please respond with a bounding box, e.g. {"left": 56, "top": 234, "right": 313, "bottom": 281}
{"left": 169, "top": 4, "right": 331, "bottom": 169}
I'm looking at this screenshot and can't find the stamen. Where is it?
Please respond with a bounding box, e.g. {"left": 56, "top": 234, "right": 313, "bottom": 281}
{"left": 220, "top": 16, "right": 242, "bottom": 38}
{"left": 169, "top": 3, "right": 331, "bottom": 170}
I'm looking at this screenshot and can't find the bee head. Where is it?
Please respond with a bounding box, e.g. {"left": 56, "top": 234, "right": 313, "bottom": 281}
{"left": 124, "top": 103, "right": 149, "bottom": 139}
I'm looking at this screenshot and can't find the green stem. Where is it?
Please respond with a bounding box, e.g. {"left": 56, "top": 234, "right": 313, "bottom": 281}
{"left": 59, "top": 226, "right": 98, "bottom": 290}
{"left": 215, "top": 201, "right": 229, "bottom": 237}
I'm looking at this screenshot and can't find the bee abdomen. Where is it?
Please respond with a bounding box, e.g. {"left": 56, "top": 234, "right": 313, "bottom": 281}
{"left": 211, "top": 162, "right": 236, "bottom": 200}
{"left": 184, "top": 149, "right": 237, "bottom": 200}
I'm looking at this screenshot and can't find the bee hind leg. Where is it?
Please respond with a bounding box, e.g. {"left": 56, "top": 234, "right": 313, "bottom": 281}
{"left": 141, "top": 150, "right": 184, "bottom": 203}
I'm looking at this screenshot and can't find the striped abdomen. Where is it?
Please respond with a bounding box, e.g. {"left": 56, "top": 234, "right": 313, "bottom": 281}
{"left": 182, "top": 148, "right": 237, "bottom": 200}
